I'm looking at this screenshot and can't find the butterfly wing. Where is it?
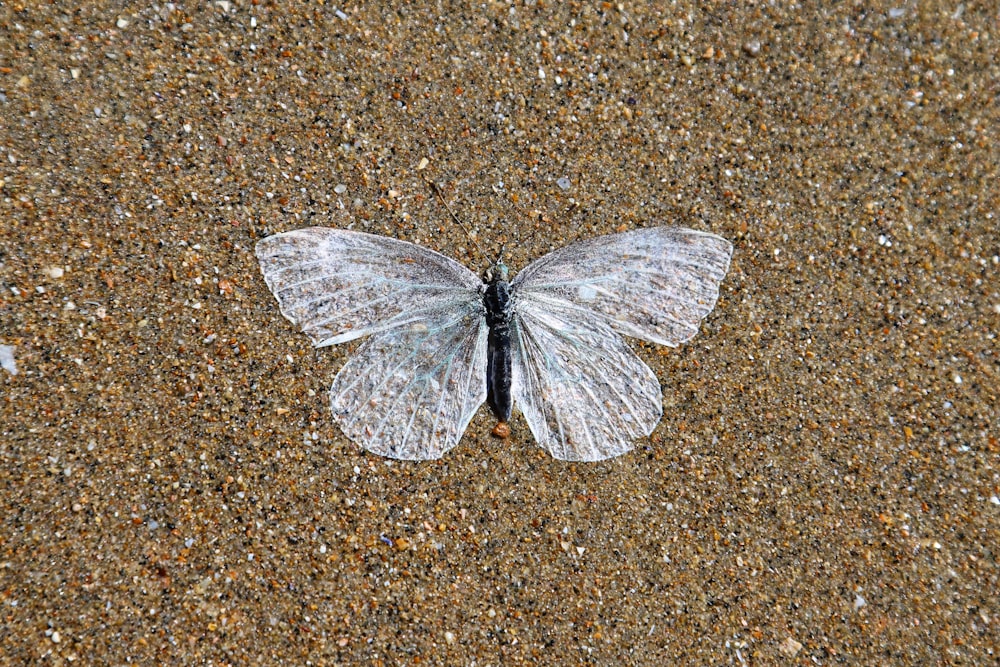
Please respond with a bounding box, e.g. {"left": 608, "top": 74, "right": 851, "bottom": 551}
{"left": 511, "top": 227, "right": 733, "bottom": 347}
{"left": 329, "top": 300, "right": 488, "bottom": 459}
{"left": 510, "top": 298, "right": 662, "bottom": 461}
{"left": 256, "top": 228, "right": 488, "bottom": 459}
{"left": 509, "top": 227, "right": 732, "bottom": 460}
{"left": 255, "top": 227, "right": 483, "bottom": 346}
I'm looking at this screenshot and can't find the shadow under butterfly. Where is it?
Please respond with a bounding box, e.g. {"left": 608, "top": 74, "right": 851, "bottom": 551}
{"left": 256, "top": 226, "right": 733, "bottom": 461}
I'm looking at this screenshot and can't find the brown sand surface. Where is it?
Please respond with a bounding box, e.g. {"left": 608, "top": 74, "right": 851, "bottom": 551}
{"left": 1, "top": 2, "right": 997, "bottom": 664}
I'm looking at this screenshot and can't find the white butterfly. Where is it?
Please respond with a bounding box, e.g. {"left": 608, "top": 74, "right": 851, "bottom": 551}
{"left": 256, "top": 226, "right": 732, "bottom": 461}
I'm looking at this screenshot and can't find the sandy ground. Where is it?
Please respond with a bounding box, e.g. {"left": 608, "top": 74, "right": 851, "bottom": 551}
{"left": 1, "top": 1, "right": 997, "bottom": 664}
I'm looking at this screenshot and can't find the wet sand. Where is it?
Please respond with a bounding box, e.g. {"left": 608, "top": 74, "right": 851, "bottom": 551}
{"left": 1, "top": 2, "right": 997, "bottom": 664}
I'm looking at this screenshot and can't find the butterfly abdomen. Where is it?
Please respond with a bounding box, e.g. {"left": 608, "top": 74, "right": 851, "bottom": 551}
{"left": 484, "top": 274, "right": 513, "bottom": 431}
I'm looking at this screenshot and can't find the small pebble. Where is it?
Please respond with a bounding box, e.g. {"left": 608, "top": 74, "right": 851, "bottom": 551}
{"left": 0, "top": 345, "right": 18, "bottom": 376}
{"left": 779, "top": 637, "right": 802, "bottom": 657}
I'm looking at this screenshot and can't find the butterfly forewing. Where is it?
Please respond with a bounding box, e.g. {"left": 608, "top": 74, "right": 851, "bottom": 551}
{"left": 256, "top": 228, "right": 482, "bottom": 346}
{"left": 510, "top": 298, "right": 663, "bottom": 461}
{"left": 511, "top": 227, "right": 733, "bottom": 347}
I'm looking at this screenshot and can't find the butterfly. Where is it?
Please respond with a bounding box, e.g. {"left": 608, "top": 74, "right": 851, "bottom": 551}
{"left": 256, "top": 226, "right": 732, "bottom": 461}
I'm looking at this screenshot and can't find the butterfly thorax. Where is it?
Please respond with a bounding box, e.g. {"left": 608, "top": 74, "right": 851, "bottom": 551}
{"left": 483, "top": 262, "right": 513, "bottom": 328}
{"left": 483, "top": 261, "right": 514, "bottom": 428}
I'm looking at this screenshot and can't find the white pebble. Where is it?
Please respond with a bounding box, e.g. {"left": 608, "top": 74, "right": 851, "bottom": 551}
{"left": 0, "top": 347, "right": 17, "bottom": 376}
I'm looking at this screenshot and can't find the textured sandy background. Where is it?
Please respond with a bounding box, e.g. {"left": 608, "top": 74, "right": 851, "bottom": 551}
{"left": 1, "top": 1, "right": 997, "bottom": 664}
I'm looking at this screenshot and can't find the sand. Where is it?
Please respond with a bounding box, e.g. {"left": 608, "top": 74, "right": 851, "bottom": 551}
{"left": 1, "top": 1, "right": 997, "bottom": 664}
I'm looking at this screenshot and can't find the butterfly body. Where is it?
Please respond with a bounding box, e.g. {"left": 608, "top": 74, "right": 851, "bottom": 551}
{"left": 482, "top": 261, "right": 514, "bottom": 427}
{"left": 256, "top": 226, "right": 732, "bottom": 461}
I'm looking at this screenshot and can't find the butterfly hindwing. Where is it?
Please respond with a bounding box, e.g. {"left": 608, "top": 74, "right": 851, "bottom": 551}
{"left": 330, "top": 301, "right": 488, "bottom": 460}
{"left": 509, "top": 297, "right": 663, "bottom": 461}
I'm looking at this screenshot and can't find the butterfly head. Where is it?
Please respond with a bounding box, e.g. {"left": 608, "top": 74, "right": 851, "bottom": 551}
{"left": 484, "top": 252, "right": 509, "bottom": 284}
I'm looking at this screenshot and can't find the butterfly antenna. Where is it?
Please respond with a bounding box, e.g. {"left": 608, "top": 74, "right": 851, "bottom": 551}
{"left": 423, "top": 172, "right": 488, "bottom": 260}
